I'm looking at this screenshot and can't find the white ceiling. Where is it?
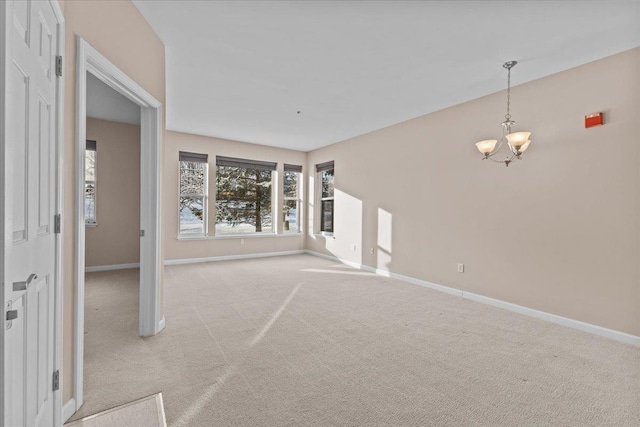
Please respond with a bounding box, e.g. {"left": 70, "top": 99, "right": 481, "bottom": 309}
{"left": 133, "top": 0, "right": 640, "bottom": 151}
{"left": 87, "top": 72, "right": 140, "bottom": 125}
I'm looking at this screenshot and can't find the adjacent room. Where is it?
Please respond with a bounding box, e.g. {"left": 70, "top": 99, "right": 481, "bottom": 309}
{"left": 77, "top": 71, "right": 144, "bottom": 421}
{"left": 1, "top": 1, "right": 639, "bottom": 426}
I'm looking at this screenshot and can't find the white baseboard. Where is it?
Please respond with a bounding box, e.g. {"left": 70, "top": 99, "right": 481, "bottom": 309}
{"left": 85, "top": 263, "right": 140, "bottom": 272}
{"left": 62, "top": 398, "right": 77, "bottom": 423}
{"left": 460, "top": 290, "right": 640, "bottom": 345}
{"left": 304, "top": 250, "right": 640, "bottom": 347}
{"left": 164, "top": 250, "right": 305, "bottom": 266}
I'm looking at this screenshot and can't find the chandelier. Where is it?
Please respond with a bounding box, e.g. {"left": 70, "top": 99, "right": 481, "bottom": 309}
{"left": 475, "top": 61, "right": 532, "bottom": 167}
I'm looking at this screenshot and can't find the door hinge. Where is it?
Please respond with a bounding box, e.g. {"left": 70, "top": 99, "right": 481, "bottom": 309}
{"left": 52, "top": 370, "right": 60, "bottom": 391}
{"left": 54, "top": 214, "right": 61, "bottom": 234}
{"left": 140, "top": 230, "right": 145, "bottom": 237}
{"left": 55, "top": 56, "right": 62, "bottom": 77}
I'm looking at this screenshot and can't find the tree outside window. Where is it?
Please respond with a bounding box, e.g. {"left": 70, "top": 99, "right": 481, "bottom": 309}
{"left": 179, "top": 152, "right": 208, "bottom": 235}
{"left": 216, "top": 163, "right": 274, "bottom": 234}
{"left": 283, "top": 166, "right": 302, "bottom": 233}
{"left": 85, "top": 140, "right": 97, "bottom": 225}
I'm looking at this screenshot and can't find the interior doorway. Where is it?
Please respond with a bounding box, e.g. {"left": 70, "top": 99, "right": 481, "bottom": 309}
{"left": 75, "top": 71, "right": 143, "bottom": 421}
{"left": 84, "top": 72, "right": 142, "bottom": 273}
{"left": 71, "top": 37, "right": 163, "bottom": 418}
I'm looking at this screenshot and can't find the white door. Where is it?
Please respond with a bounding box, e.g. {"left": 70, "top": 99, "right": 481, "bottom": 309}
{"left": 3, "top": 1, "right": 59, "bottom": 426}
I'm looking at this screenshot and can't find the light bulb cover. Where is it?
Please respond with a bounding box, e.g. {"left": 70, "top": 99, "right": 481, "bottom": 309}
{"left": 518, "top": 140, "right": 531, "bottom": 153}
{"left": 475, "top": 139, "right": 498, "bottom": 155}
{"left": 506, "top": 131, "right": 531, "bottom": 149}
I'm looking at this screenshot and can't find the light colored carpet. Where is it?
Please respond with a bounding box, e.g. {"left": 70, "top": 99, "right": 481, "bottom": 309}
{"left": 65, "top": 393, "right": 166, "bottom": 427}
{"left": 71, "top": 254, "right": 640, "bottom": 426}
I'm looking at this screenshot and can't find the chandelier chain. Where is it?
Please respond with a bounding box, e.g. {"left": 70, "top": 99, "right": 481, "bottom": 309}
{"left": 505, "top": 67, "right": 511, "bottom": 121}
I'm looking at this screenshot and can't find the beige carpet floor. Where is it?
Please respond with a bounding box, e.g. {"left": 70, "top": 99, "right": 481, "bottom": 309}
{"left": 70, "top": 254, "right": 639, "bottom": 426}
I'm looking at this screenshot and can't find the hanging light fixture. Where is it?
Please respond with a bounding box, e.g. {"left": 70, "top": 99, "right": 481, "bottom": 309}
{"left": 475, "top": 61, "right": 532, "bottom": 167}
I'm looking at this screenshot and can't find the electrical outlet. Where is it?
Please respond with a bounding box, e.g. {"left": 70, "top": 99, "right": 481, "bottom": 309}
{"left": 457, "top": 263, "right": 464, "bottom": 273}
{"left": 370, "top": 248, "right": 375, "bottom": 255}
{"left": 241, "top": 239, "right": 244, "bottom": 245}
{"left": 350, "top": 244, "right": 356, "bottom": 251}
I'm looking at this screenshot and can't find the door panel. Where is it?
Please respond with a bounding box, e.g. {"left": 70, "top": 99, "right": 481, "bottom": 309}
{"left": 34, "top": 276, "right": 54, "bottom": 426}
{"left": 13, "top": 0, "right": 30, "bottom": 46}
{"left": 37, "top": 95, "right": 51, "bottom": 236}
{"left": 4, "top": 1, "right": 58, "bottom": 426}
{"left": 9, "top": 63, "right": 29, "bottom": 243}
{"left": 37, "top": 14, "right": 53, "bottom": 80}
{"left": 36, "top": 276, "right": 51, "bottom": 408}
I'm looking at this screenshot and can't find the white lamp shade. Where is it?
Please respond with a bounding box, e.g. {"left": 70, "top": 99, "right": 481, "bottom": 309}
{"left": 518, "top": 140, "right": 532, "bottom": 153}
{"left": 475, "top": 139, "right": 498, "bottom": 154}
{"left": 506, "top": 131, "right": 531, "bottom": 149}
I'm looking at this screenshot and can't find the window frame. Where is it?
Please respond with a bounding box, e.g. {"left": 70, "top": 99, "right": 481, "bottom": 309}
{"left": 316, "top": 162, "right": 335, "bottom": 235}
{"left": 178, "top": 153, "right": 209, "bottom": 237}
{"left": 84, "top": 140, "right": 97, "bottom": 226}
{"left": 214, "top": 156, "right": 277, "bottom": 236}
{"left": 283, "top": 166, "right": 302, "bottom": 234}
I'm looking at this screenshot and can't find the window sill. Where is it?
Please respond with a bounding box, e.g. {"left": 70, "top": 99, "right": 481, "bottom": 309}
{"left": 314, "top": 233, "right": 335, "bottom": 238}
{"left": 178, "top": 233, "right": 302, "bottom": 241}
{"left": 177, "top": 233, "right": 207, "bottom": 240}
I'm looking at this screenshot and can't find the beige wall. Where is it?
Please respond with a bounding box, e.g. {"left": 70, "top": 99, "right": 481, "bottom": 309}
{"left": 60, "top": 0, "right": 165, "bottom": 403}
{"left": 164, "top": 131, "right": 306, "bottom": 261}
{"left": 306, "top": 48, "right": 640, "bottom": 337}
{"left": 85, "top": 118, "right": 140, "bottom": 267}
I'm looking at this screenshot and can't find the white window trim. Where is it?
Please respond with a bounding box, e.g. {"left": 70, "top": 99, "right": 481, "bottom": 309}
{"left": 271, "top": 170, "right": 277, "bottom": 235}
{"left": 178, "top": 160, "right": 208, "bottom": 237}
{"left": 178, "top": 232, "right": 302, "bottom": 241}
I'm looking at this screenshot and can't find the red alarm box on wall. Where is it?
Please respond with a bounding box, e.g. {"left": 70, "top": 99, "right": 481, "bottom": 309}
{"left": 585, "top": 112, "right": 603, "bottom": 128}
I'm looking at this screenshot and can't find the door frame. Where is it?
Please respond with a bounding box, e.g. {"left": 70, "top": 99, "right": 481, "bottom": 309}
{"left": 0, "top": 1, "right": 65, "bottom": 426}
{"left": 73, "top": 36, "right": 164, "bottom": 413}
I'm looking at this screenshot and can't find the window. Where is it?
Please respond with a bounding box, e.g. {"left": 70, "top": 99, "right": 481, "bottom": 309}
{"left": 283, "top": 164, "right": 302, "bottom": 233}
{"left": 179, "top": 151, "right": 208, "bottom": 235}
{"left": 216, "top": 156, "right": 276, "bottom": 235}
{"left": 316, "top": 161, "right": 334, "bottom": 233}
{"left": 85, "top": 140, "right": 97, "bottom": 225}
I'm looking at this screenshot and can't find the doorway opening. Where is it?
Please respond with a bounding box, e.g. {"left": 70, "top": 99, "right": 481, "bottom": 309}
{"left": 84, "top": 72, "right": 142, "bottom": 275}
{"left": 71, "top": 72, "right": 145, "bottom": 420}
{"left": 71, "top": 36, "right": 163, "bottom": 418}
